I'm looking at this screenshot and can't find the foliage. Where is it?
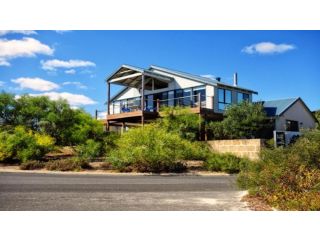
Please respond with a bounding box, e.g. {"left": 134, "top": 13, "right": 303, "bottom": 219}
{"left": 20, "top": 160, "right": 45, "bottom": 170}
{"left": 204, "top": 153, "right": 248, "bottom": 173}
{"left": 237, "top": 130, "right": 320, "bottom": 210}
{"left": 157, "top": 106, "right": 202, "bottom": 141}
{"left": 0, "top": 126, "right": 55, "bottom": 163}
{"left": 103, "top": 132, "right": 120, "bottom": 156}
{"left": 76, "top": 139, "right": 102, "bottom": 161}
{"left": 108, "top": 124, "right": 192, "bottom": 173}
{"left": 45, "top": 158, "right": 91, "bottom": 171}
{"left": 0, "top": 92, "right": 105, "bottom": 146}
{"left": 208, "top": 101, "right": 271, "bottom": 139}
{"left": 315, "top": 110, "right": 320, "bottom": 130}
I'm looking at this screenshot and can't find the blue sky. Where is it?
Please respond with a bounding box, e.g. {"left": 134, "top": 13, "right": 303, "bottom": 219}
{"left": 1, "top": 30, "right": 319, "bottom": 117}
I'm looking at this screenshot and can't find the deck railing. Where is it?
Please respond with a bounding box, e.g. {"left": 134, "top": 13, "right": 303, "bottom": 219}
{"left": 110, "top": 94, "right": 214, "bottom": 114}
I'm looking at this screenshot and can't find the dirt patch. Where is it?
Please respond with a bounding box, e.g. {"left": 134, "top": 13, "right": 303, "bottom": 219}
{"left": 241, "top": 194, "right": 274, "bottom": 211}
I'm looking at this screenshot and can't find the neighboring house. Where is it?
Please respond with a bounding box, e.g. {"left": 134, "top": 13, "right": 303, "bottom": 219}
{"left": 104, "top": 64, "right": 258, "bottom": 132}
{"left": 262, "top": 97, "right": 317, "bottom": 132}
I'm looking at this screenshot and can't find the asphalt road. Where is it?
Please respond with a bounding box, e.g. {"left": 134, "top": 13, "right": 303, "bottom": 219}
{"left": 0, "top": 172, "right": 248, "bottom": 211}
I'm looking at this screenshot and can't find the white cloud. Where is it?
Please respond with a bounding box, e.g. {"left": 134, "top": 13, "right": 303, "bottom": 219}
{"left": 11, "top": 77, "right": 59, "bottom": 91}
{"left": 0, "top": 30, "right": 37, "bottom": 36}
{"left": 62, "top": 81, "right": 87, "bottom": 89}
{"left": 97, "top": 111, "right": 107, "bottom": 120}
{"left": 201, "top": 74, "right": 216, "bottom": 79}
{"left": 55, "top": 30, "right": 72, "bottom": 34}
{"left": 0, "top": 37, "right": 54, "bottom": 67}
{"left": 242, "top": 42, "right": 296, "bottom": 55}
{"left": 41, "top": 59, "right": 96, "bottom": 71}
{"left": 65, "top": 69, "right": 76, "bottom": 74}
{"left": 30, "top": 92, "right": 97, "bottom": 106}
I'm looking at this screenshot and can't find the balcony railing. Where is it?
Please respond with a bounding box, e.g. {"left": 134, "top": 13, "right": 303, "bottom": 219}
{"left": 109, "top": 94, "right": 213, "bottom": 115}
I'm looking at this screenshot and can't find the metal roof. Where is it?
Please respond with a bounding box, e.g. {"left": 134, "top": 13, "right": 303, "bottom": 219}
{"left": 149, "top": 65, "right": 258, "bottom": 94}
{"left": 262, "top": 98, "right": 299, "bottom": 117}
{"left": 107, "top": 64, "right": 258, "bottom": 102}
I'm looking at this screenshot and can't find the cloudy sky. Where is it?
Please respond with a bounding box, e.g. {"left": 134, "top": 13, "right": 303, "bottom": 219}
{"left": 1, "top": 30, "right": 319, "bottom": 118}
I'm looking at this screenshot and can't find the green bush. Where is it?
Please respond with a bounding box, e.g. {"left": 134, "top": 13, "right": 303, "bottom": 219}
{"left": 108, "top": 124, "right": 190, "bottom": 173}
{"left": 0, "top": 126, "right": 55, "bottom": 163}
{"left": 20, "top": 160, "right": 45, "bottom": 170}
{"left": 208, "top": 101, "right": 272, "bottom": 139}
{"left": 76, "top": 139, "right": 102, "bottom": 161}
{"left": 237, "top": 130, "right": 320, "bottom": 210}
{"left": 204, "top": 153, "right": 247, "bottom": 173}
{"left": 45, "top": 158, "right": 90, "bottom": 171}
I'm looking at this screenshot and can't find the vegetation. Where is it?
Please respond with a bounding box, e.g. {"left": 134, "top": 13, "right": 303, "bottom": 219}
{"left": 204, "top": 153, "right": 248, "bottom": 174}
{"left": 20, "top": 160, "right": 45, "bottom": 170}
{"left": 238, "top": 130, "right": 320, "bottom": 210}
{"left": 157, "top": 106, "right": 202, "bottom": 141}
{"left": 315, "top": 110, "right": 320, "bottom": 130}
{"left": 76, "top": 139, "right": 103, "bottom": 161}
{"left": 45, "top": 158, "right": 91, "bottom": 171}
{"left": 0, "top": 92, "right": 104, "bottom": 146}
{"left": 208, "top": 101, "right": 271, "bottom": 139}
{"left": 0, "top": 126, "right": 55, "bottom": 163}
{"left": 108, "top": 124, "right": 200, "bottom": 172}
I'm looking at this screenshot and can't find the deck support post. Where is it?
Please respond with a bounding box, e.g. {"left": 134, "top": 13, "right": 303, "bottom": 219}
{"left": 107, "top": 82, "right": 111, "bottom": 115}
{"left": 121, "top": 122, "right": 126, "bottom": 134}
{"left": 141, "top": 73, "right": 145, "bottom": 127}
{"left": 156, "top": 99, "right": 160, "bottom": 112}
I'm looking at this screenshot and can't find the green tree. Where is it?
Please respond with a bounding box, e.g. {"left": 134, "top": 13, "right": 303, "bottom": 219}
{"left": 315, "top": 110, "right": 320, "bottom": 130}
{"left": 208, "top": 101, "right": 270, "bottom": 139}
{"left": 0, "top": 92, "right": 16, "bottom": 125}
{"left": 156, "top": 106, "right": 202, "bottom": 141}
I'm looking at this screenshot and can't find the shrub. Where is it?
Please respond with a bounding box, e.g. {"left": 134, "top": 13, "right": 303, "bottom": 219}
{"left": 204, "top": 153, "right": 247, "bottom": 173}
{"left": 45, "top": 158, "right": 89, "bottom": 171}
{"left": 208, "top": 101, "right": 272, "bottom": 139}
{"left": 237, "top": 130, "right": 320, "bottom": 210}
{"left": 0, "top": 126, "right": 55, "bottom": 163}
{"left": 108, "top": 124, "right": 190, "bottom": 173}
{"left": 20, "top": 160, "right": 45, "bottom": 170}
{"left": 76, "top": 139, "right": 102, "bottom": 161}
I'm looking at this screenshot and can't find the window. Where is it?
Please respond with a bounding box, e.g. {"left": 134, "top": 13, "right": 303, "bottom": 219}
{"left": 286, "top": 120, "right": 299, "bottom": 132}
{"left": 218, "top": 88, "right": 232, "bottom": 110}
{"left": 183, "top": 89, "right": 192, "bottom": 106}
{"left": 175, "top": 89, "right": 183, "bottom": 106}
{"left": 168, "top": 91, "right": 174, "bottom": 106}
{"left": 237, "top": 92, "right": 250, "bottom": 103}
{"left": 193, "top": 86, "right": 206, "bottom": 107}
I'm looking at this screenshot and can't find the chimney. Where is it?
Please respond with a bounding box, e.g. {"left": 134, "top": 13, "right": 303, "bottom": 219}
{"left": 233, "top": 72, "right": 238, "bottom": 86}
{"left": 216, "top": 77, "right": 221, "bottom": 82}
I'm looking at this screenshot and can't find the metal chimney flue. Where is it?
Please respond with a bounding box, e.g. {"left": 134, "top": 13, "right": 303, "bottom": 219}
{"left": 233, "top": 72, "right": 238, "bottom": 86}
{"left": 216, "top": 77, "right": 221, "bottom": 82}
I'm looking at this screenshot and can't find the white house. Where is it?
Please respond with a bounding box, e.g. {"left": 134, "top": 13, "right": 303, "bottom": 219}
{"left": 262, "top": 97, "right": 317, "bottom": 132}
{"left": 104, "top": 64, "right": 258, "bottom": 133}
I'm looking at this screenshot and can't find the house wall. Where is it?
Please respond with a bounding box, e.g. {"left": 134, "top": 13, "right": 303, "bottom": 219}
{"left": 206, "top": 85, "right": 214, "bottom": 109}
{"left": 214, "top": 86, "right": 253, "bottom": 114}
{"left": 275, "top": 100, "right": 316, "bottom": 131}
{"left": 207, "top": 139, "right": 264, "bottom": 161}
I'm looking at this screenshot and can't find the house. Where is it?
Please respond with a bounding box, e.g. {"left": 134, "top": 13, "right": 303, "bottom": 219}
{"left": 104, "top": 64, "right": 258, "bottom": 134}
{"left": 262, "top": 97, "right": 317, "bottom": 132}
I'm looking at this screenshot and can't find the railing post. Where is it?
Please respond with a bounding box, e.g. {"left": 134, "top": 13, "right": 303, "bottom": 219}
{"left": 141, "top": 73, "right": 145, "bottom": 127}
{"left": 198, "top": 93, "right": 201, "bottom": 109}
{"left": 107, "top": 82, "right": 110, "bottom": 115}
{"left": 156, "top": 99, "right": 160, "bottom": 112}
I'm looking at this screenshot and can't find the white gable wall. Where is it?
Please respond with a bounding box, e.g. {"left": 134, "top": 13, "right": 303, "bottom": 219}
{"left": 275, "top": 100, "right": 316, "bottom": 131}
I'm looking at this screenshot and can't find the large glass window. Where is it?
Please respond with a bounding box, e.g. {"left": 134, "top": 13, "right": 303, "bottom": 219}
{"left": 168, "top": 91, "right": 174, "bottom": 106}
{"left": 237, "top": 92, "right": 249, "bottom": 103}
{"left": 175, "top": 89, "right": 183, "bottom": 106}
{"left": 218, "top": 88, "right": 232, "bottom": 110}
{"left": 183, "top": 89, "right": 192, "bottom": 106}
{"left": 193, "top": 87, "right": 206, "bottom": 107}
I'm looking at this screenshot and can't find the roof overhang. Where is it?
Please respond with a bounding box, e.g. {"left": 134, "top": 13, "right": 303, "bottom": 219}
{"left": 106, "top": 65, "right": 173, "bottom": 90}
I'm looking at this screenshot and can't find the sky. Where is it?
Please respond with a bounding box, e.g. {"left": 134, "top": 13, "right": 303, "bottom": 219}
{"left": 1, "top": 30, "right": 319, "bottom": 118}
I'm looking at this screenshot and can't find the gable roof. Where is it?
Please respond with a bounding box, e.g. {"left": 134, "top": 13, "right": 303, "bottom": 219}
{"left": 107, "top": 64, "right": 258, "bottom": 102}
{"left": 150, "top": 65, "right": 258, "bottom": 94}
{"left": 262, "top": 97, "right": 318, "bottom": 123}
{"left": 262, "top": 98, "right": 299, "bottom": 117}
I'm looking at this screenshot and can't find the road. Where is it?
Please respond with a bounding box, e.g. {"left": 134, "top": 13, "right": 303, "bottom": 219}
{"left": 0, "top": 172, "right": 248, "bottom": 210}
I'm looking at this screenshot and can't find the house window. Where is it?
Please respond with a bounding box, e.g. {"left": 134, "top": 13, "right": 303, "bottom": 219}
{"left": 193, "top": 86, "right": 206, "bottom": 107}
{"left": 218, "top": 88, "right": 232, "bottom": 110}
{"left": 168, "top": 91, "right": 174, "bottom": 106}
{"left": 286, "top": 120, "right": 299, "bottom": 132}
{"left": 237, "top": 92, "right": 249, "bottom": 103}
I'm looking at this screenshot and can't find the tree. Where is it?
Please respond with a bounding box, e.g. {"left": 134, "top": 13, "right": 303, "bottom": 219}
{"left": 156, "top": 106, "right": 202, "bottom": 141}
{"left": 315, "top": 110, "right": 320, "bottom": 130}
{"left": 208, "top": 101, "right": 270, "bottom": 139}
{"left": 0, "top": 92, "right": 16, "bottom": 125}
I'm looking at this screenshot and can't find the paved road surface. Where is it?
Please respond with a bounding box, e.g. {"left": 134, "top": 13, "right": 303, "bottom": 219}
{"left": 0, "top": 172, "right": 248, "bottom": 210}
